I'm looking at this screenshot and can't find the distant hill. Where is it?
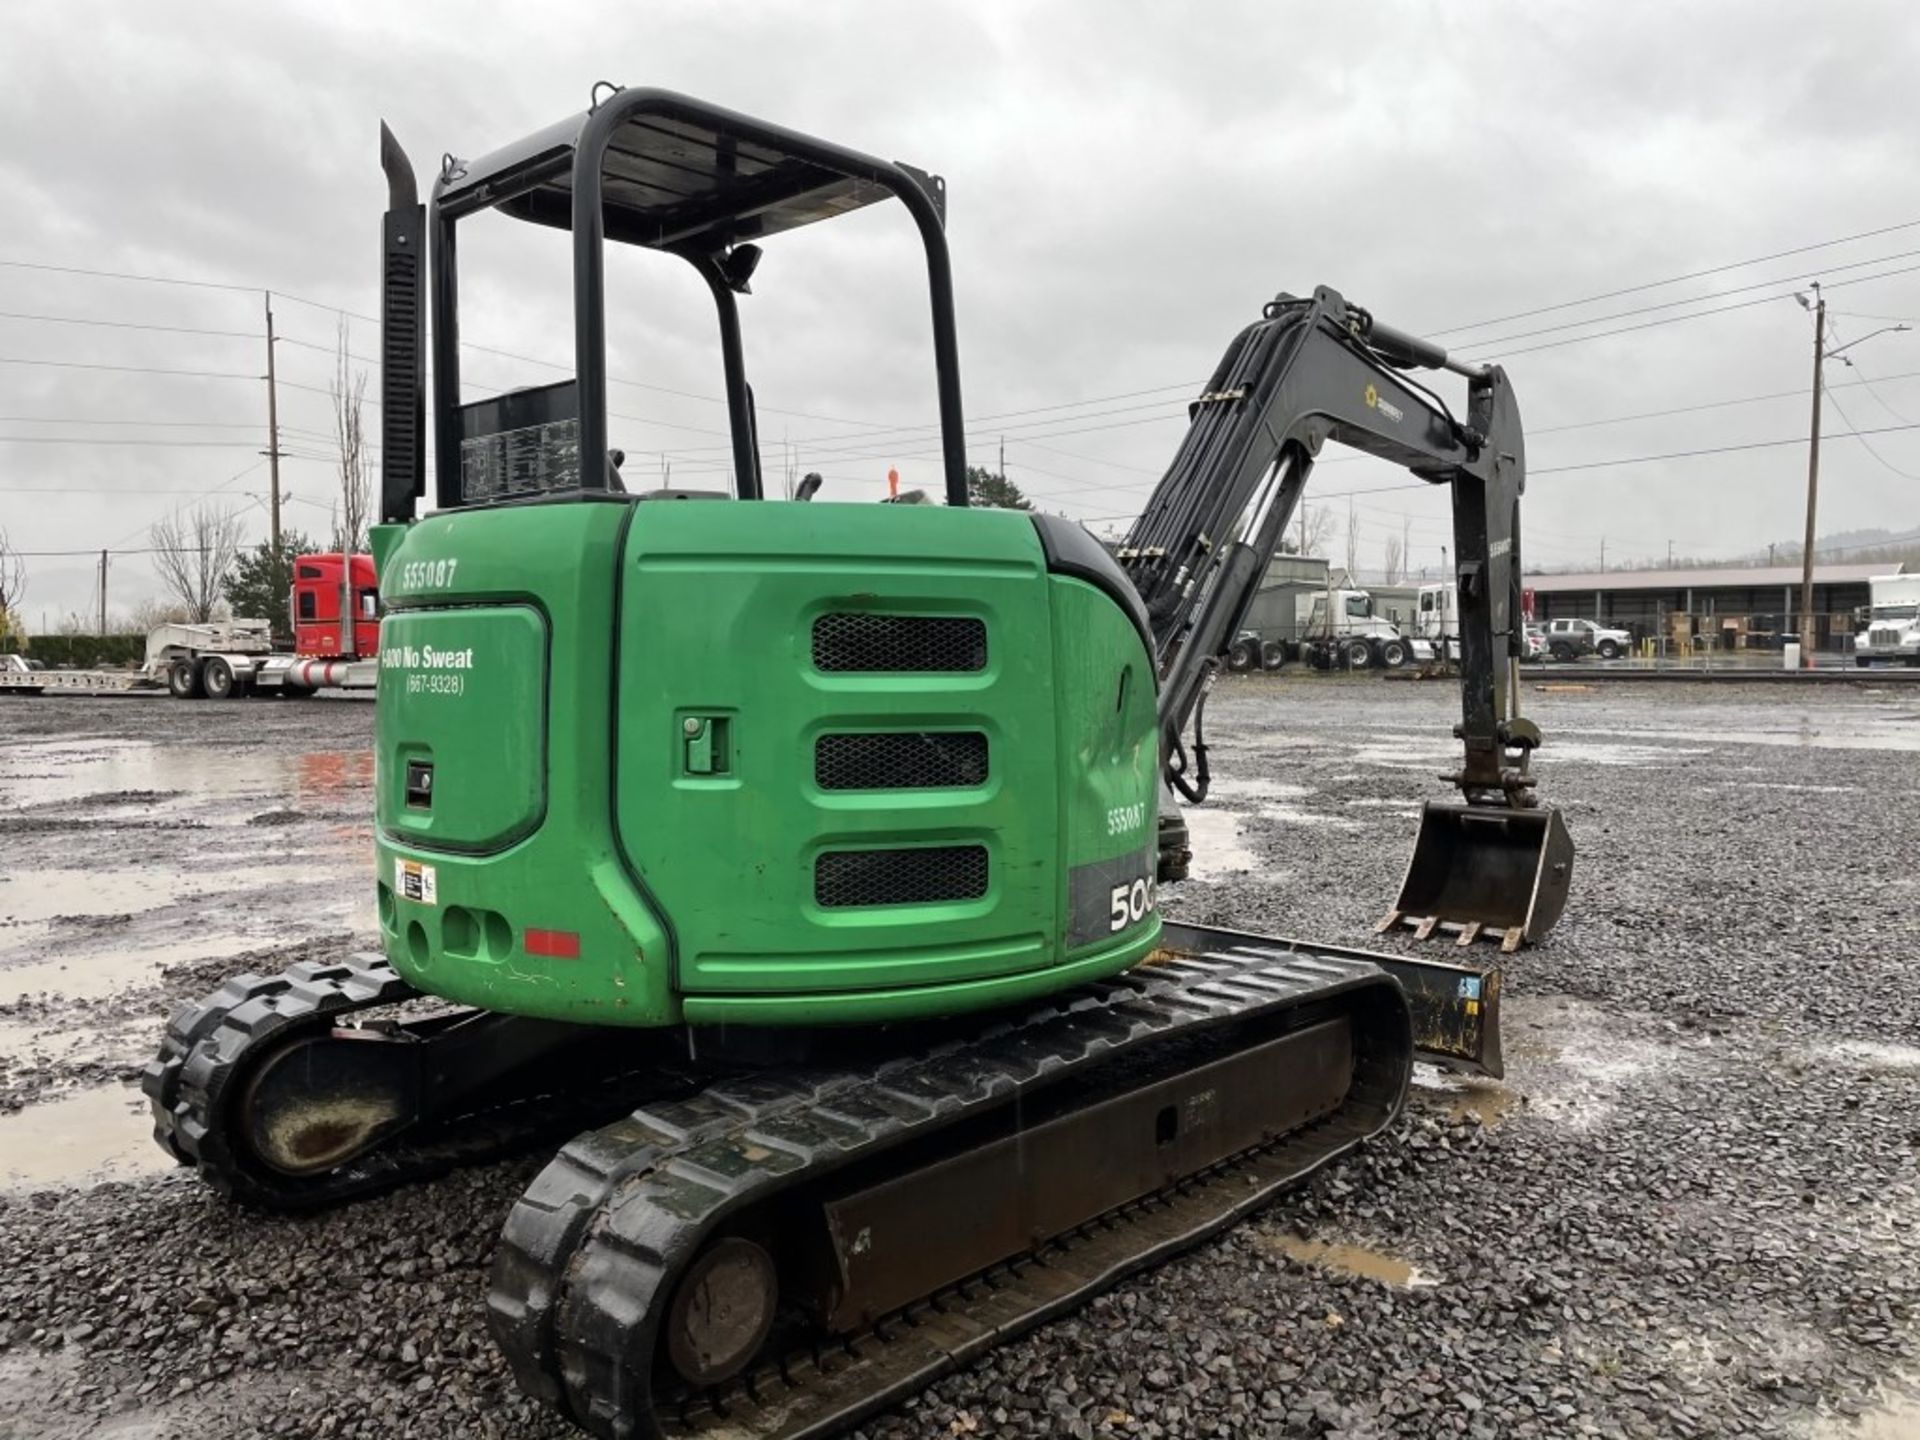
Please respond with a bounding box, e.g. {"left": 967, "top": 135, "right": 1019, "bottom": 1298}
{"left": 1535, "top": 522, "right": 1920, "bottom": 575}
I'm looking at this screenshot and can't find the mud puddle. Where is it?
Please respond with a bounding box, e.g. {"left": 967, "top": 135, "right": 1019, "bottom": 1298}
{"left": 1816, "top": 1380, "right": 1920, "bottom": 1439}
{"left": 0, "top": 1016, "right": 107, "bottom": 1065}
{"left": 1825, "top": 1040, "right": 1920, "bottom": 1073}
{"left": 1412, "top": 1067, "right": 1521, "bottom": 1127}
{"left": 1263, "top": 1234, "right": 1438, "bottom": 1289}
{"left": 1202, "top": 778, "right": 1315, "bottom": 802}
{"left": 1351, "top": 725, "right": 1708, "bottom": 769}
{"left": 0, "top": 868, "right": 196, "bottom": 926}
{"left": 0, "top": 930, "right": 266, "bottom": 1005}
{"left": 0, "top": 739, "right": 375, "bottom": 811}
{"left": 0, "top": 1083, "right": 175, "bottom": 1189}
{"left": 1182, "top": 807, "right": 1262, "bottom": 880}
{"left": 1522, "top": 1008, "right": 1666, "bottom": 1133}
{"left": 1258, "top": 802, "right": 1361, "bottom": 830}
{"left": 0, "top": 861, "right": 336, "bottom": 930}
{"left": 1565, "top": 720, "right": 1920, "bottom": 755}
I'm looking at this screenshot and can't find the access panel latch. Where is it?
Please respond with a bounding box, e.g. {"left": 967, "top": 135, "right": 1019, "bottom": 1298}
{"left": 405, "top": 760, "right": 434, "bottom": 810}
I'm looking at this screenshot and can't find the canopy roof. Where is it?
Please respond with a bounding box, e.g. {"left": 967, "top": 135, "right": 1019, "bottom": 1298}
{"left": 434, "top": 87, "right": 937, "bottom": 253}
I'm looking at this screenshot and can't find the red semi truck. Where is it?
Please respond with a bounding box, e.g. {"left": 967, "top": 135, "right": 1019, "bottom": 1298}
{"left": 0, "top": 553, "right": 380, "bottom": 699}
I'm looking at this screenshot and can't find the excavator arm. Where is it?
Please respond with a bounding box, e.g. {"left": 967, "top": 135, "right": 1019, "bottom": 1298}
{"left": 1121, "top": 285, "right": 1572, "bottom": 949}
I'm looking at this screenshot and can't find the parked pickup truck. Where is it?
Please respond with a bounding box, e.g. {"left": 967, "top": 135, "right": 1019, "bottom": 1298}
{"left": 1544, "top": 617, "right": 1631, "bottom": 661}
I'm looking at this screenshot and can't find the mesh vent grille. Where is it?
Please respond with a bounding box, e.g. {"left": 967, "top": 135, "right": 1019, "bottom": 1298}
{"left": 812, "top": 614, "right": 986, "bottom": 673}
{"left": 380, "top": 239, "right": 422, "bottom": 492}
{"left": 815, "top": 846, "right": 989, "bottom": 908}
{"left": 815, "top": 732, "right": 989, "bottom": 791}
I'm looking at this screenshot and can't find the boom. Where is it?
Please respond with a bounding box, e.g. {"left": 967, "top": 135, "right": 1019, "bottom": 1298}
{"left": 1124, "top": 287, "right": 1531, "bottom": 800}
{"left": 1123, "top": 286, "right": 1568, "bottom": 947}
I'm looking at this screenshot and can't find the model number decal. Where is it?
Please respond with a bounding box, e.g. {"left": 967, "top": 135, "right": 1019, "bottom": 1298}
{"left": 397, "top": 558, "right": 459, "bottom": 591}
{"left": 1106, "top": 802, "right": 1148, "bottom": 837}
{"left": 1109, "top": 876, "right": 1157, "bottom": 932}
{"left": 1067, "top": 845, "right": 1159, "bottom": 948}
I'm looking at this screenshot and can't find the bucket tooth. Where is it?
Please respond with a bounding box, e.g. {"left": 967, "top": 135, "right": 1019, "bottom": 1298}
{"left": 1390, "top": 801, "right": 1575, "bottom": 949}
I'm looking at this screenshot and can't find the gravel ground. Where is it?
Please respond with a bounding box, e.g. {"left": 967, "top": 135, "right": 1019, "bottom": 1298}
{"left": 1, "top": 681, "right": 1917, "bottom": 1439}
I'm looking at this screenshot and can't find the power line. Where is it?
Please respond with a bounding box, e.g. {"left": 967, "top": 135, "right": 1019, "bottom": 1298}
{"left": 737, "top": 360, "right": 1920, "bottom": 503}
{"left": 1531, "top": 421, "right": 1920, "bottom": 474}
{"left": 1844, "top": 361, "right": 1917, "bottom": 427}
{"left": 0, "top": 356, "right": 261, "bottom": 381}
{"left": 1453, "top": 246, "right": 1920, "bottom": 351}
{"left": 0, "top": 436, "right": 273, "bottom": 449}
{"left": 105, "top": 458, "right": 270, "bottom": 550}
{"left": 0, "top": 259, "right": 259, "bottom": 295}
{"left": 0, "top": 416, "right": 263, "bottom": 430}
{"left": 1462, "top": 261, "right": 1920, "bottom": 362}
{"left": 0, "top": 309, "right": 262, "bottom": 340}
{"left": 1532, "top": 366, "right": 1920, "bottom": 435}
{"left": 1427, "top": 217, "right": 1920, "bottom": 338}
{"left": 1026, "top": 422, "right": 1920, "bottom": 522}
{"left": 1821, "top": 388, "right": 1920, "bottom": 481}
{"left": 4, "top": 485, "right": 271, "bottom": 496}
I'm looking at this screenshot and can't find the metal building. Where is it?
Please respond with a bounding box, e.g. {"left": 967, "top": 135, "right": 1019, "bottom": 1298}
{"left": 1526, "top": 562, "right": 1897, "bottom": 653}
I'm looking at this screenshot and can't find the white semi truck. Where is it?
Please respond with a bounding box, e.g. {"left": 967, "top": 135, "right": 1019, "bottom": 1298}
{"left": 1227, "top": 555, "right": 1431, "bottom": 670}
{"left": 1854, "top": 572, "right": 1920, "bottom": 667}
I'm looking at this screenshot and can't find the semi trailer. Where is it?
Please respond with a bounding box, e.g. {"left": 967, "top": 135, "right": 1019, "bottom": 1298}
{"left": 0, "top": 553, "right": 378, "bottom": 698}
{"left": 1227, "top": 556, "right": 1426, "bottom": 670}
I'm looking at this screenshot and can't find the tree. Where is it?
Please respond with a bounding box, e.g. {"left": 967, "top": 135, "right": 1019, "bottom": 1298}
{"left": 150, "top": 504, "right": 244, "bottom": 623}
{"left": 965, "top": 465, "right": 1031, "bottom": 510}
{"left": 1284, "top": 503, "right": 1335, "bottom": 557}
{"left": 0, "top": 526, "right": 24, "bottom": 650}
{"left": 330, "top": 318, "right": 373, "bottom": 555}
{"left": 224, "top": 529, "right": 318, "bottom": 637}
{"left": 1382, "top": 533, "right": 1405, "bottom": 585}
{"left": 125, "top": 598, "right": 194, "bottom": 634}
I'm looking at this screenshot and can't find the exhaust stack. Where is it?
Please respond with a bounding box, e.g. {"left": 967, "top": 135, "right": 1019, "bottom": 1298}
{"left": 379, "top": 122, "right": 425, "bottom": 525}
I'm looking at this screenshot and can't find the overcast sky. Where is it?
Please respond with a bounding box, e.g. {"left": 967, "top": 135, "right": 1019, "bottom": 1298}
{"left": 4, "top": 0, "right": 1920, "bottom": 623}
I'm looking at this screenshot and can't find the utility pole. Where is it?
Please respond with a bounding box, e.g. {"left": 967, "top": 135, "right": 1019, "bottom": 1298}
{"left": 1797, "top": 286, "right": 1826, "bottom": 668}
{"left": 998, "top": 435, "right": 1005, "bottom": 483}
{"left": 96, "top": 550, "right": 107, "bottom": 637}
{"left": 1600, "top": 537, "right": 1606, "bottom": 573}
{"left": 1667, "top": 539, "right": 1674, "bottom": 567}
{"left": 263, "top": 291, "right": 283, "bottom": 554}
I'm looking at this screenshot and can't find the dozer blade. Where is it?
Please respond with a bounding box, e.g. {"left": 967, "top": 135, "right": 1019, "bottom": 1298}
{"left": 1380, "top": 800, "right": 1574, "bottom": 953}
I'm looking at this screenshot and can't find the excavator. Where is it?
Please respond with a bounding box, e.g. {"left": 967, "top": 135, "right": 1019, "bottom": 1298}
{"left": 144, "top": 86, "right": 1573, "bottom": 1440}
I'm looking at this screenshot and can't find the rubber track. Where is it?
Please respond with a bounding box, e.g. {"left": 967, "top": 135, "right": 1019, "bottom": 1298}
{"left": 141, "top": 954, "right": 706, "bottom": 1211}
{"left": 141, "top": 955, "right": 421, "bottom": 1207}
{"left": 490, "top": 945, "right": 1412, "bottom": 1440}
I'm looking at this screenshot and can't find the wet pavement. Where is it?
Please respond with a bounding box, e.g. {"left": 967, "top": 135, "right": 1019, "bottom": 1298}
{"left": 0, "top": 681, "right": 1917, "bottom": 1438}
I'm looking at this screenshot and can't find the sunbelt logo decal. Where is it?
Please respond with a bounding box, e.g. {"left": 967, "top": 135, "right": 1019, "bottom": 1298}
{"left": 1364, "top": 383, "right": 1404, "bottom": 424}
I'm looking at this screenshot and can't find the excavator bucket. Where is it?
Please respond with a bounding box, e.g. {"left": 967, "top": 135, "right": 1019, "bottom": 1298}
{"left": 1380, "top": 802, "right": 1574, "bottom": 952}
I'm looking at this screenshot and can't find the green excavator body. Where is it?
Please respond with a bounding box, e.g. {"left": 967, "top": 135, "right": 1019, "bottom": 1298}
{"left": 371, "top": 500, "right": 1164, "bottom": 1027}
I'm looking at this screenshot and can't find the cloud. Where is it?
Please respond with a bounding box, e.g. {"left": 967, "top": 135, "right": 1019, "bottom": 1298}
{"left": 3, "top": 0, "right": 1918, "bottom": 619}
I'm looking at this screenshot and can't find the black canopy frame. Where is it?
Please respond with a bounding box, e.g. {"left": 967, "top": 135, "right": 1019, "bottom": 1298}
{"left": 421, "top": 86, "right": 969, "bottom": 509}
